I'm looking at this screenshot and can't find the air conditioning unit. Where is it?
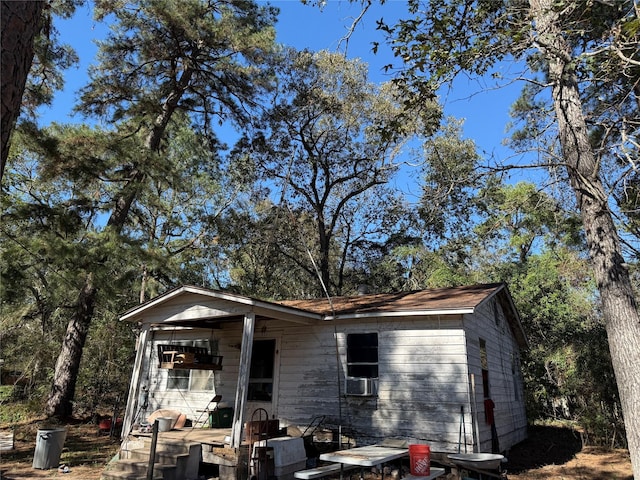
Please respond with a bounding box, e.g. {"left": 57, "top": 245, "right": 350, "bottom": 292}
{"left": 345, "top": 377, "right": 377, "bottom": 396}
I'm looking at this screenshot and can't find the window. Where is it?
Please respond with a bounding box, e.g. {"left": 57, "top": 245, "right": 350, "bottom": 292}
{"left": 512, "top": 353, "right": 521, "bottom": 401}
{"left": 167, "top": 367, "right": 190, "bottom": 390}
{"left": 189, "top": 369, "right": 215, "bottom": 391}
{"left": 480, "top": 338, "right": 490, "bottom": 398}
{"left": 347, "top": 333, "right": 378, "bottom": 378}
{"left": 165, "top": 339, "right": 217, "bottom": 391}
{"left": 248, "top": 339, "right": 276, "bottom": 401}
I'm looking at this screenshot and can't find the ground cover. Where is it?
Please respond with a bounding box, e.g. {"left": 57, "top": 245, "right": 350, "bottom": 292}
{"left": 0, "top": 420, "right": 632, "bottom": 479}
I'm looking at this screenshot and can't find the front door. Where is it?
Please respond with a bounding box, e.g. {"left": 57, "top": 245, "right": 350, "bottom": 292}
{"left": 245, "top": 338, "right": 278, "bottom": 420}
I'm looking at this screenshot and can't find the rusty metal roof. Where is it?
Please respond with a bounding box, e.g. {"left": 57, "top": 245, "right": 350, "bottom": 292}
{"left": 279, "top": 283, "right": 505, "bottom": 316}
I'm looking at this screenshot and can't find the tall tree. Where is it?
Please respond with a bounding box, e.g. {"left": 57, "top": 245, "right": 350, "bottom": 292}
{"left": 43, "top": 0, "right": 278, "bottom": 418}
{"left": 216, "top": 201, "right": 328, "bottom": 299}
{"left": 233, "top": 49, "right": 440, "bottom": 296}
{"left": 1, "top": 1, "right": 44, "bottom": 180}
{"left": 1, "top": 0, "right": 80, "bottom": 182}
{"left": 2, "top": 112, "right": 242, "bottom": 417}
{"left": 468, "top": 183, "right": 624, "bottom": 441}
{"left": 367, "top": 118, "right": 487, "bottom": 291}
{"left": 375, "top": 0, "right": 640, "bottom": 473}
{"left": 1, "top": 124, "right": 143, "bottom": 408}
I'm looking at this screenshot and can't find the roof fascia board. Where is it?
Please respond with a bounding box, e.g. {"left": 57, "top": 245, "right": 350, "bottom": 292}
{"left": 251, "top": 305, "right": 321, "bottom": 323}
{"left": 474, "top": 283, "right": 528, "bottom": 350}
{"left": 499, "top": 285, "right": 529, "bottom": 349}
{"left": 120, "top": 285, "right": 322, "bottom": 324}
{"left": 472, "top": 283, "right": 503, "bottom": 310}
{"left": 325, "top": 308, "right": 475, "bottom": 321}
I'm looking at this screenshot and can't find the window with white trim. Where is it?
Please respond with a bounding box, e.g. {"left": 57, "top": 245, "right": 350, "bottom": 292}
{"left": 346, "top": 333, "right": 378, "bottom": 378}
{"left": 165, "top": 339, "right": 217, "bottom": 391}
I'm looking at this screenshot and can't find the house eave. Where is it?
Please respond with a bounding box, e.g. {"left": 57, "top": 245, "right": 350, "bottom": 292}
{"left": 324, "top": 308, "right": 475, "bottom": 321}
{"left": 119, "top": 285, "right": 323, "bottom": 325}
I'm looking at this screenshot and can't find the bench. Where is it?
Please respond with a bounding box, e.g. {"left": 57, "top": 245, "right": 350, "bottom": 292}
{"left": 402, "top": 468, "right": 446, "bottom": 480}
{"left": 294, "top": 463, "right": 359, "bottom": 480}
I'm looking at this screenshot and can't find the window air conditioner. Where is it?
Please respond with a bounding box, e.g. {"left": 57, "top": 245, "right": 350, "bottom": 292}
{"left": 345, "top": 377, "right": 377, "bottom": 396}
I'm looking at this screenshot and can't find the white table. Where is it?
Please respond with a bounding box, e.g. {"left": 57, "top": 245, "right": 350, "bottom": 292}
{"left": 319, "top": 445, "right": 409, "bottom": 480}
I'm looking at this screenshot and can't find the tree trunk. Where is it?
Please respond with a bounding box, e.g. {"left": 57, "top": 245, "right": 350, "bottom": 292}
{"left": 530, "top": 0, "right": 640, "bottom": 476}
{"left": 44, "top": 65, "right": 192, "bottom": 418}
{"left": 45, "top": 273, "right": 97, "bottom": 418}
{"left": 0, "top": 0, "right": 44, "bottom": 182}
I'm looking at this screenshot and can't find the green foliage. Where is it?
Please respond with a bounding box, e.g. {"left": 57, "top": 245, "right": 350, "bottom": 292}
{"left": 485, "top": 230, "right": 623, "bottom": 446}
{"left": 84, "top": 0, "right": 278, "bottom": 133}
{"left": 216, "top": 202, "right": 322, "bottom": 299}
{"left": 0, "top": 396, "right": 41, "bottom": 424}
{"left": 419, "top": 118, "right": 489, "bottom": 242}
{"left": 368, "top": 241, "right": 473, "bottom": 291}
{"left": 1, "top": 112, "right": 235, "bottom": 413}
{"left": 20, "top": 0, "right": 83, "bottom": 116}
{"left": 377, "top": 0, "right": 528, "bottom": 90}
{"left": 230, "top": 49, "right": 440, "bottom": 296}
{"left": 74, "top": 314, "right": 136, "bottom": 416}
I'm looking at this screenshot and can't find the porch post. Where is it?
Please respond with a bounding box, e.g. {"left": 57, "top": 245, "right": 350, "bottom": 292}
{"left": 122, "top": 324, "right": 151, "bottom": 439}
{"left": 230, "top": 312, "right": 255, "bottom": 448}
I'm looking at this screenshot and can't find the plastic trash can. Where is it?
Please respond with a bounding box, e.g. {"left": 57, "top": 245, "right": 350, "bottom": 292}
{"left": 32, "top": 427, "right": 67, "bottom": 469}
{"left": 209, "top": 407, "right": 233, "bottom": 428}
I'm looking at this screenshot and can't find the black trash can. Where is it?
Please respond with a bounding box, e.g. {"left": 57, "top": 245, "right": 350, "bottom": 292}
{"left": 209, "top": 407, "right": 233, "bottom": 428}
{"left": 32, "top": 428, "right": 67, "bottom": 469}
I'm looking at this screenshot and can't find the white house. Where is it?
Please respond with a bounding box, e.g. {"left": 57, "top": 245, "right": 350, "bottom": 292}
{"left": 119, "top": 283, "right": 527, "bottom": 463}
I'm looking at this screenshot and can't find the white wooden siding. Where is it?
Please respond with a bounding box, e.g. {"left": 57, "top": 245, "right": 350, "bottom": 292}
{"left": 138, "top": 293, "right": 251, "bottom": 324}
{"left": 463, "top": 299, "right": 527, "bottom": 452}
{"left": 133, "top": 301, "right": 526, "bottom": 454}
{"left": 274, "top": 317, "right": 475, "bottom": 452}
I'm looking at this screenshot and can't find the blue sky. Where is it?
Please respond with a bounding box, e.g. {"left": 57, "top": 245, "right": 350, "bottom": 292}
{"left": 42, "top": 1, "right": 523, "bottom": 188}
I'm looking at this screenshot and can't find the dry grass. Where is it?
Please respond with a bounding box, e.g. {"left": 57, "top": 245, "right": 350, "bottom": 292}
{"left": 0, "top": 420, "right": 633, "bottom": 480}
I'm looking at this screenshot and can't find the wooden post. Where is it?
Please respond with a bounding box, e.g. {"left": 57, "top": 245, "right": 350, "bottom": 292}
{"left": 230, "top": 312, "right": 255, "bottom": 448}
{"left": 470, "top": 374, "right": 481, "bottom": 452}
{"left": 146, "top": 420, "right": 159, "bottom": 480}
{"left": 122, "top": 324, "right": 151, "bottom": 439}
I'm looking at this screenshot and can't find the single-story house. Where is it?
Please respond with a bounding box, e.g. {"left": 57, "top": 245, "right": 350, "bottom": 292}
{"left": 119, "top": 282, "right": 527, "bottom": 463}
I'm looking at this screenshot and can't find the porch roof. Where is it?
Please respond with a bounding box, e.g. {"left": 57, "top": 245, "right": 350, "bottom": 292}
{"left": 119, "top": 285, "right": 324, "bottom": 325}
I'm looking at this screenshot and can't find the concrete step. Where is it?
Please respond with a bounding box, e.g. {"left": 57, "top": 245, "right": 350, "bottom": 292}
{"left": 102, "top": 459, "right": 176, "bottom": 480}
{"left": 103, "top": 436, "right": 202, "bottom": 480}
{"left": 140, "top": 438, "right": 200, "bottom": 454}
{"left": 100, "top": 467, "right": 163, "bottom": 480}
{"left": 130, "top": 448, "right": 190, "bottom": 465}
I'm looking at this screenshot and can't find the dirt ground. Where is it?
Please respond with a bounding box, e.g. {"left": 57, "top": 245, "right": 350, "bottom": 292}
{"left": 0, "top": 421, "right": 633, "bottom": 480}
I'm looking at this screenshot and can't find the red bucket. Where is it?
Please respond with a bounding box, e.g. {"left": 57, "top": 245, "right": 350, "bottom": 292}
{"left": 409, "top": 444, "right": 431, "bottom": 476}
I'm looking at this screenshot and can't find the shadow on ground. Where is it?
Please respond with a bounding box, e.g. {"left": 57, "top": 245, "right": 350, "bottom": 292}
{"left": 505, "top": 424, "right": 583, "bottom": 473}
